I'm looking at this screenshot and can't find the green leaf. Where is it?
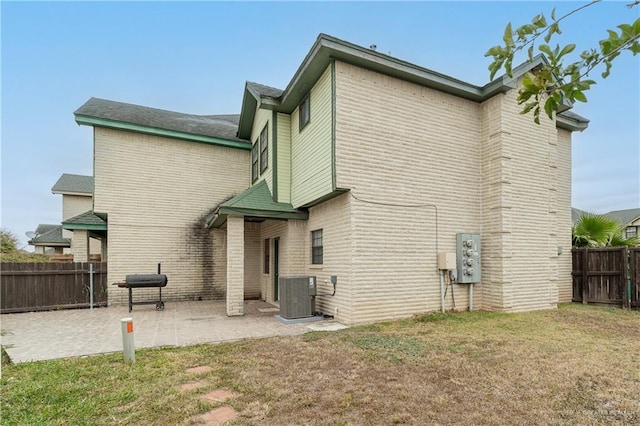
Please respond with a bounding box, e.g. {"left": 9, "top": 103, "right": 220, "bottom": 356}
{"left": 573, "top": 90, "right": 587, "bottom": 103}
{"left": 539, "top": 44, "right": 553, "bottom": 57}
{"left": 633, "top": 17, "right": 640, "bottom": 35}
{"left": 558, "top": 44, "right": 576, "bottom": 58}
{"left": 543, "top": 98, "right": 555, "bottom": 120}
{"left": 618, "top": 23, "right": 633, "bottom": 38}
{"left": 503, "top": 23, "right": 514, "bottom": 47}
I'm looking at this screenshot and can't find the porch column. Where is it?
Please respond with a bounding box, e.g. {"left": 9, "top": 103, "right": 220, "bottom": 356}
{"left": 100, "top": 238, "right": 108, "bottom": 263}
{"left": 226, "top": 215, "right": 245, "bottom": 316}
{"left": 72, "top": 229, "right": 90, "bottom": 262}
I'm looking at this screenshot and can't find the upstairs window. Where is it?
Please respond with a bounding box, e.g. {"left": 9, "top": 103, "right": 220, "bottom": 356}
{"left": 251, "top": 142, "right": 259, "bottom": 183}
{"left": 311, "top": 229, "right": 323, "bottom": 265}
{"left": 299, "top": 94, "right": 310, "bottom": 130}
{"left": 260, "top": 125, "right": 268, "bottom": 173}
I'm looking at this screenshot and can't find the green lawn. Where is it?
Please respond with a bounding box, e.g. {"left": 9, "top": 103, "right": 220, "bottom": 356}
{"left": 2, "top": 304, "right": 639, "bottom": 425}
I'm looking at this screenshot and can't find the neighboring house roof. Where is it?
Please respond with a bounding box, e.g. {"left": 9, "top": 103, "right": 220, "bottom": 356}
{"left": 604, "top": 208, "right": 640, "bottom": 226}
{"left": 30, "top": 225, "right": 71, "bottom": 247}
{"left": 207, "top": 180, "right": 308, "bottom": 228}
{"left": 62, "top": 210, "right": 108, "bottom": 231}
{"left": 34, "top": 224, "right": 60, "bottom": 235}
{"left": 237, "top": 33, "right": 589, "bottom": 139}
{"left": 571, "top": 207, "right": 591, "bottom": 223}
{"left": 74, "top": 98, "right": 251, "bottom": 150}
{"left": 246, "top": 81, "right": 284, "bottom": 99}
{"left": 51, "top": 173, "right": 94, "bottom": 195}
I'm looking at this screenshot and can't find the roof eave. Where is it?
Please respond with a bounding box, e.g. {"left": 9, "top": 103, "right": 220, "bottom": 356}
{"left": 556, "top": 113, "right": 589, "bottom": 132}
{"left": 279, "top": 35, "right": 490, "bottom": 112}
{"left": 51, "top": 190, "right": 93, "bottom": 196}
{"left": 75, "top": 114, "right": 251, "bottom": 151}
{"left": 62, "top": 223, "right": 108, "bottom": 231}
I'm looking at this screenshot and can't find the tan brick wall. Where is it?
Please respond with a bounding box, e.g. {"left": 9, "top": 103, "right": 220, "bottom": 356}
{"left": 304, "top": 193, "right": 353, "bottom": 323}
{"left": 226, "top": 215, "right": 245, "bottom": 315}
{"left": 71, "top": 229, "right": 89, "bottom": 262}
{"left": 62, "top": 194, "right": 93, "bottom": 220}
{"left": 333, "top": 61, "right": 574, "bottom": 323}
{"left": 484, "top": 86, "right": 564, "bottom": 312}
{"left": 335, "top": 61, "right": 482, "bottom": 324}
{"left": 556, "top": 128, "right": 573, "bottom": 302}
{"left": 61, "top": 194, "right": 100, "bottom": 255}
{"left": 93, "top": 127, "right": 250, "bottom": 305}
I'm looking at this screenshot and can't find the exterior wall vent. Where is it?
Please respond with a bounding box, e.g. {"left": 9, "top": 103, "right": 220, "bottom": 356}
{"left": 279, "top": 276, "right": 316, "bottom": 319}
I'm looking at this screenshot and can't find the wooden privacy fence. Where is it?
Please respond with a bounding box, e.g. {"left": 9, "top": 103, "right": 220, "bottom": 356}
{"left": 0, "top": 262, "right": 108, "bottom": 314}
{"left": 572, "top": 247, "right": 639, "bottom": 309}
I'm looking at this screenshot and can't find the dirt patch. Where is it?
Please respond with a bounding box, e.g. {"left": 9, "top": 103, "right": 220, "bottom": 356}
{"left": 197, "top": 406, "right": 238, "bottom": 424}
{"left": 180, "top": 381, "right": 208, "bottom": 392}
{"left": 201, "top": 389, "right": 239, "bottom": 402}
{"left": 186, "top": 366, "right": 213, "bottom": 374}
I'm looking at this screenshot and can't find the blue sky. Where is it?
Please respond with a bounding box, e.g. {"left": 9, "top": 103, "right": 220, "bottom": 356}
{"left": 2, "top": 1, "right": 639, "bottom": 249}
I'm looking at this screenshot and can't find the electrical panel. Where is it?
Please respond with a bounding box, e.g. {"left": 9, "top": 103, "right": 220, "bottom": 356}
{"left": 456, "top": 233, "right": 481, "bottom": 284}
{"left": 279, "top": 276, "right": 316, "bottom": 319}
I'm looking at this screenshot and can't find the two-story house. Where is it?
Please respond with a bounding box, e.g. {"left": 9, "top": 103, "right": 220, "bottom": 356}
{"left": 73, "top": 34, "right": 588, "bottom": 325}
{"left": 29, "top": 174, "right": 102, "bottom": 258}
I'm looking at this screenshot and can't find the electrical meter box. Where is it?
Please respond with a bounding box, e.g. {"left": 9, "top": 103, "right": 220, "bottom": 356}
{"left": 456, "top": 233, "right": 481, "bottom": 283}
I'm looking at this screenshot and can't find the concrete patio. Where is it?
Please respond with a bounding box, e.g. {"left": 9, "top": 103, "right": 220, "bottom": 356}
{"left": 0, "top": 300, "right": 347, "bottom": 363}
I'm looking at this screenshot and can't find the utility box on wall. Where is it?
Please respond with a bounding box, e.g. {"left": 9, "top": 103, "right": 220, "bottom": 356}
{"left": 456, "top": 233, "right": 481, "bottom": 283}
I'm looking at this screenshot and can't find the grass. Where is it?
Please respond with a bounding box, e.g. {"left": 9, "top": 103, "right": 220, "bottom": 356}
{"left": 2, "top": 304, "right": 639, "bottom": 425}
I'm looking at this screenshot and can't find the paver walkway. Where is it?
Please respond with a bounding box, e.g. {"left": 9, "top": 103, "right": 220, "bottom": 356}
{"left": 1, "top": 300, "right": 346, "bottom": 363}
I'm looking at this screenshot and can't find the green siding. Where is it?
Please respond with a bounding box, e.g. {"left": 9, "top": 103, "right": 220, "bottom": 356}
{"left": 276, "top": 113, "right": 291, "bottom": 203}
{"left": 251, "top": 108, "right": 272, "bottom": 192}
{"left": 290, "top": 65, "right": 333, "bottom": 208}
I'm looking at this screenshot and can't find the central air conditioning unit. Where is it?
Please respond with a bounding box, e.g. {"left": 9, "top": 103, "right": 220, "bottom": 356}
{"left": 279, "top": 276, "right": 316, "bottom": 319}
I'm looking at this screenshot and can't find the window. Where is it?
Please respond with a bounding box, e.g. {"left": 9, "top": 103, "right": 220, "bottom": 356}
{"left": 263, "top": 239, "right": 270, "bottom": 274}
{"left": 299, "top": 94, "right": 310, "bottom": 130}
{"left": 626, "top": 227, "right": 637, "bottom": 239}
{"left": 251, "top": 142, "right": 259, "bottom": 183}
{"left": 259, "top": 125, "right": 268, "bottom": 173}
{"left": 311, "top": 229, "right": 323, "bottom": 265}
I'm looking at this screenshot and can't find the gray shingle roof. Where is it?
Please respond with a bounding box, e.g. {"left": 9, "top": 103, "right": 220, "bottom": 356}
{"left": 35, "top": 224, "right": 60, "bottom": 235}
{"left": 51, "top": 174, "right": 94, "bottom": 195}
{"left": 31, "top": 226, "right": 70, "bottom": 246}
{"left": 62, "top": 211, "right": 107, "bottom": 227}
{"left": 246, "top": 81, "right": 284, "bottom": 99}
{"left": 604, "top": 208, "right": 640, "bottom": 226}
{"left": 75, "top": 98, "right": 246, "bottom": 142}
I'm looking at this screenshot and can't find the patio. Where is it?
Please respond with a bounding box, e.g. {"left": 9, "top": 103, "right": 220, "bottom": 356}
{"left": 0, "top": 300, "right": 346, "bottom": 363}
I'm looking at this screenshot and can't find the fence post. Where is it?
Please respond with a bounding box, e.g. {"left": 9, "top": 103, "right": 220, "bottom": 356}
{"left": 582, "top": 248, "right": 588, "bottom": 305}
{"left": 622, "top": 247, "right": 629, "bottom": 309}
{"left": 89, "top": 263, "right": 94, "bottom": 310}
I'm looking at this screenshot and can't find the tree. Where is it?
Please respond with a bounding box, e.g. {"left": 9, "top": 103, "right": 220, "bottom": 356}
{"left": 1, "top": 229, "right": 19, "bottom": 253}
{"left": 0, "top": 228, "right": 48, "bottom": 262}
{"left": 572, "top": 213, "right": 639, "bottom": 247}
{"left": 486, "top": 0, "right": 640, "bottom": 124}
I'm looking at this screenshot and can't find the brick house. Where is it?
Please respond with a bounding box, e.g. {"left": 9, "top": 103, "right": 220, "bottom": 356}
{"left": 73, "top": 34, "right": 588, "bottom": 324}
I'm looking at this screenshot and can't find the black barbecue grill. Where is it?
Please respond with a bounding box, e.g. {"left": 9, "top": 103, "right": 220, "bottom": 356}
{"left": 115, "top": 266, "right": 168, "bottom": 312}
